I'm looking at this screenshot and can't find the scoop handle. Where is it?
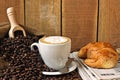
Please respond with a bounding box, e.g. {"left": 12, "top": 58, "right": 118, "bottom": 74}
{"left": 7, "top": 7, "right": 19, "bottom": 28}
{"left": 7, "top": 7, "right": 26, "bottom": 38}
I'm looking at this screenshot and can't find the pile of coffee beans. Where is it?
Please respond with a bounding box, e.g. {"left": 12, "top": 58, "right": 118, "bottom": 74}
{"left": 0, "top": 32, "right": 82, "bottom": 80}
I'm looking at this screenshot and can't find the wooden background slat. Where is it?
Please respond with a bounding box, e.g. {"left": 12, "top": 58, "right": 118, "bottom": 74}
{"left": 98, "top": 0, "right": 120, "bottom": 48}
{"left": 62, "top": 0, "right": 98, "bottom": 50}
{"left": 1, "top": 0, "right": 120, "bottom": 50}
{"left": 0, "top": 0, "right": 24, "bottom": 25}
{"left": 25, "top": 0, "right": 61, "bottom": 36}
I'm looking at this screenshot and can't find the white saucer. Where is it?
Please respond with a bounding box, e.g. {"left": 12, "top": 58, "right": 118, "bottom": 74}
{"left": 42, "top": 53, "right": 77, "bottom": 76}
{"left": 42, "top": 61, "right": 77, "bottom": 75}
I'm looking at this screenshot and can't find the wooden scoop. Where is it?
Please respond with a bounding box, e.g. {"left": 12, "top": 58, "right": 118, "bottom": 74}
{"left": 7, "top": 7, "right": 26, "bottom": 38}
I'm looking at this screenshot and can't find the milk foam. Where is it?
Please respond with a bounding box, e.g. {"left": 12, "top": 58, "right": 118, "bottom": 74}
{"left": 44, "top": 36, "right": 68, "bottom": 44}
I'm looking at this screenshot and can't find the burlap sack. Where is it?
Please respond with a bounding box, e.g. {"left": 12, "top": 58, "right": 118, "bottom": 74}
{"left": 0, "top": 22, "right": 10, "bottom": 38}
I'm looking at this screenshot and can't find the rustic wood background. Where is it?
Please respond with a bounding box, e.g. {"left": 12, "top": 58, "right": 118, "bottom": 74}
{"left": 0, "top": 0, "right": 120, "bottom": 51}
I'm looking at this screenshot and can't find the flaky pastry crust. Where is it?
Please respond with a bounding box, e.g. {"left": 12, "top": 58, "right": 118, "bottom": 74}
{"left": 78, "top": 42, "right": 119, "bottom": 68}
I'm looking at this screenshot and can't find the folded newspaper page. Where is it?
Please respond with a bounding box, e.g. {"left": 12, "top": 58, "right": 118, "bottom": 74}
{"left": 78, "top": 65, "right": 93, "bottom": 80}
{"left": 72, "top": 52, "right": 120, "bottom": 80}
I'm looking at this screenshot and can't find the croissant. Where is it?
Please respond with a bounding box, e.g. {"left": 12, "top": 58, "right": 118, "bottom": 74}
{"left": 78, "top": 42, "right": 119, "bottom": 68}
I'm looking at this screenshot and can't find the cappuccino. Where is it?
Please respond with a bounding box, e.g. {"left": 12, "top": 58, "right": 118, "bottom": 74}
{"left": 31, "top": 36, "right": 71, "bottom": 69}
{"left": 40, "top": 36, "right": 70, "bottom": 44}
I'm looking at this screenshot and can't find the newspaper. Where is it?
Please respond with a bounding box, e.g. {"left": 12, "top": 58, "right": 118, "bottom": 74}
{"left": 72, "top": 52, "right": 120, "bottom": 80}
{"left": 78, "top": 64, "right": 98, "bottom": 80}
{"left": 78, "top": 65, "right": 93, "bottom": 80}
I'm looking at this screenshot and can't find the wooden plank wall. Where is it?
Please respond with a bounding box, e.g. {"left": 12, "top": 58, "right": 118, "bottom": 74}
{"left": 25, "top": 0, "right": 61, "bottom": 36}
{"left": 0, "top": 0, "right": 24, "bottom": 25}
{"left": 0, "top": 0, "right": 120, "bottom": 50}
{"left": 98, "top": 0, "right": 120, "bottom": 48}
{"left": 62, "top": 0, "right": 98, "bottom": 50}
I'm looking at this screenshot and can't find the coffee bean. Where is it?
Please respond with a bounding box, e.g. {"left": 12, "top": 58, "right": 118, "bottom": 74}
{"left": 0, "top": 33, "right": 82, "bottom": 80}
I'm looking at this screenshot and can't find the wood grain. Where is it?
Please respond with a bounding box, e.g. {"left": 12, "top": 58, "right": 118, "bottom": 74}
{"left": 98, "top": 0, "right": 120, "bottom": 48}
{"left": 62, "top": 0, "right": 98, "bottom": 50}
{"left": 0, "top": 22, "right": 10, "bottom": 38}
{"left": 0, "top": 0, "right": 24, "bottom": 25}
{"left": 25, "top": 0, "right": 61, "bottom": 36}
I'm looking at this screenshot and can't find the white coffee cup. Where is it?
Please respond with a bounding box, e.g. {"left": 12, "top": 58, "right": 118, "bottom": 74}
{"left": 31, "top": 36, "right": 71, "bottom": 70}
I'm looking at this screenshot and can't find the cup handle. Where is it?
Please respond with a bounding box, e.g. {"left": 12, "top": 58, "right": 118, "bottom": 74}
{"left": 31, "top": 43, "right": 39, "bottom": 51}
